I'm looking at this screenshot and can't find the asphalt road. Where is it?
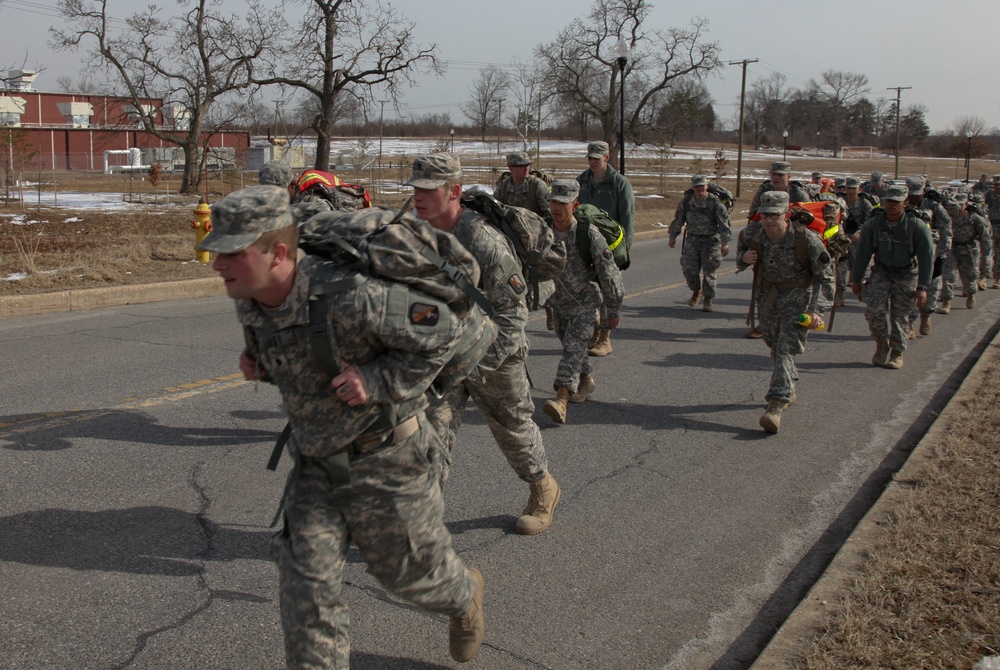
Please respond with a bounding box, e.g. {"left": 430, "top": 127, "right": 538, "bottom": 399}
{"left": 2, "top": 234, "right": 998, "bottom": 670}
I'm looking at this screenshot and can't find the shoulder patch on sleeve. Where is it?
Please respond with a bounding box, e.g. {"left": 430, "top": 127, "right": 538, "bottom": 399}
{"left": 602, "top": 248, "right": 613, "bottom": 261}
{"left": 508, "top": 273, "right": 526, "bottom": 294}
{"left": 410, "top": 302, "right": 441, "bottom": 326}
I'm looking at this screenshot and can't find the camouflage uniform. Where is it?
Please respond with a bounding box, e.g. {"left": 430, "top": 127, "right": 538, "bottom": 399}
{"left": 852, "top": 209, "right": 935, "bottom": 353}
{"left": 549, "top": 217, "right": 624, "bottom": 392}
{"left": 941, "top": 202, "right": 992, "bottom": 301}
{"left": 736, "top": 222, "right": 834, "bottom": 403}
{"left": 862, "top": 179, "right": 888, "bottom": 203}
{"left": 746, "top": 179, "right": 811, "bottom": 220}
{"left": 840, "top": 190, "right": 875, "bottom": 292}
{"left": 986, "top": 186, "right": 1000, "bottom": 281}
{"left": 495, "top": 175, "right": 552, "bottom": 223}
{"left": 427, "top": 208, "right": 548, "bottom": 486}
{"left": 240, "top": 255, "right": 475, "bottom": 669}
{"left": 668, "top": 189, "right": 732, "bottom": 300}
{"left": 909, "top": 194, "right": 952, "bottom": 318}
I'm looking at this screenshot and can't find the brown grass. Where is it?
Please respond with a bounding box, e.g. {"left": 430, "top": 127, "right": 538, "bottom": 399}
{"left": 796, "top": 356, "right": 1000, "bottom": 669}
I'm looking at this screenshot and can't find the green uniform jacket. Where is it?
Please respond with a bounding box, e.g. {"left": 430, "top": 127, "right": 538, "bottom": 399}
{"left": 851, "top": 210, "right": 935, "bottom": 289}
{"left": 576, "top": 165, "right": 635, "bottom": 251}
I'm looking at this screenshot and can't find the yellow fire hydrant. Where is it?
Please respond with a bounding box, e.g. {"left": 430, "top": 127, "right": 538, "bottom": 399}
{"left": 191, "top": 198, "right": 212, "bottom": 263}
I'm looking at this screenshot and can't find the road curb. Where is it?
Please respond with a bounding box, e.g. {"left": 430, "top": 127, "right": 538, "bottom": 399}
{"left": 750, "top": 325, "right": 1000, "bottom": 668}
{"left": 0, "top": 277, "right": 225, "bottom": 319}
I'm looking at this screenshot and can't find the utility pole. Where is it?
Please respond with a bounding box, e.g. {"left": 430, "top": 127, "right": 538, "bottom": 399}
{"left": 887, "top": 86, "right": 911, "bottom": 180}
{"left": 496, "top": 98, "right": 504, "bottom": 157}
{"left": 729, "top": 58, "right": 758, "bottom": 197}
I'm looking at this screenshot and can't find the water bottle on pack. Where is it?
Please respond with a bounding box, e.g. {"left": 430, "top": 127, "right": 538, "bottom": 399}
{"left": 796, "top": 313, "right": 825, "bottom": 330}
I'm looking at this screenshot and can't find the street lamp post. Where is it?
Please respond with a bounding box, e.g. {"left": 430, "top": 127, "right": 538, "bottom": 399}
{"left": 614, "top": 38, "right": 629, "bottom": 175}
{"left": 782, "top": 130, "right": 788, "bottom": 161}
{"left": 496, "top": 99, "right": 504, "bottom": 157}
{"left": 966, "top": 132, "right": 973, "bottom": 183}
{"left": 450, "top": 128, "right": 455, "bottom": 153}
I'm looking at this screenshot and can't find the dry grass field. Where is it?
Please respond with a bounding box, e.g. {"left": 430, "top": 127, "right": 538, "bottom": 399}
{"left": 1, "top": 142, "right": 999, "bottom": 667}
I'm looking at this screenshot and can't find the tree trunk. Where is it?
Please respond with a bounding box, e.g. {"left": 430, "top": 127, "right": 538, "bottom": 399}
{"left": 180, "top": 142, "right": 201, "bottom": 194}
{"left": 315, "top": 133, "right": 331, "bottom": 171}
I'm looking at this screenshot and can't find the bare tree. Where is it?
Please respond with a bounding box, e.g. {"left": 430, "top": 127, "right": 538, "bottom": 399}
{"left": 504, "top": 60, "right": 552, "bottom": 149}
{"left": 535, "top": 0, "right": 721, "bottom": 166}
{"left": 51, "top": 0, "right": 277, "bottom": 193}
{"left": 806, "top": 70, "right": 870, "bottom": 153}
{"left": 952, "top": 115, "right": 989, "bottom": 138}
{"left": 653, "top": 77, "right": 714, "bottom": 146}
{"left": 256, "top": 0, "right": 440, "bottom": 171}
{"left": 460, "top": 65, "right": 511, "bottom": 142}
{"left": 55, "top": 74, "right": 103, "bottom": 94}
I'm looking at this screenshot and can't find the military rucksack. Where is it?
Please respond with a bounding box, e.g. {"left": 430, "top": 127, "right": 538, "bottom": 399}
{"left": 575, "top": 203, "right": 629, "bottom": 270}
{"left": 294, "top": 169, "right": 372, "bottom": 212}
{"left": 280, "top": 204, "right": 498, "bottom": 396}
{"left": 460, "top": 190, "right": 567, "bottom": 310}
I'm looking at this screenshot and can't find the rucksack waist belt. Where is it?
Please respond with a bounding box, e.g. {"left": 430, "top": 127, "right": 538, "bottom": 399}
{"left": 761, "top": 276, "right": 811, "bottom": 292}
{"left": 350, "top": 412, "right": 422, "bottom": 456}
{"left": 874, "top": 261, "right": 916, "bottom": 273}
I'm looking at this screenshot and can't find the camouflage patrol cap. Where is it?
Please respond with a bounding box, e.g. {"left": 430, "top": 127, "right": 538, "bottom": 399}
{"left": 834, "top": 177, "right": 846, "bottom": 188}
{"left": 770, "top": 161, "right": 791, "bottom": 175}
{"left": 548, "top": 179, "right": 580, "bottom": 203}
{"left": 691, "top": 175, "right": 708, "bottom": 186}
{"left": 405, "top": 152, "right": 463, "bottom": 189}
{"left": 757, "top": 190, "right": 789, "bottom": 214}
{"left": 906, "top": 176, "right": 926, "bottom": 195}
{"left": 883, "top": 185, "right": 908, "bottom": 202}
{"left": 953, "top": 192, "right": 969, "bottom": 203}
{"left": 992, "top": 174, "right": 1000, "bottom": 185}
{"left": 199, "top": 185, "right": 295, "bottom": 253}
{"left": 507, "top": 151, "right": 531, "bottom": 166}
{"left": 811, "top": 171, "right": 823, "bottom": 179}
{"left": 845, "top": 176, "right": 861, "bottom": 188}
{"left": 258, "top": 160, "right": 293, "bottom": 187}
{"left": 587, "top": 141, "right": 610, "bottom": 158}
{"left": 871, "top": 171, "right": 884, "bottom": 181}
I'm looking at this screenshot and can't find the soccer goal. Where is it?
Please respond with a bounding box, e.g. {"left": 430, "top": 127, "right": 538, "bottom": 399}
{"left": 840, "top": 146, "right": 878, "bottom": 159}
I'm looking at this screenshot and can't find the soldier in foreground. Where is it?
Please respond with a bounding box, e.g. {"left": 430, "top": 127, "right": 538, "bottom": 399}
{"left": 577, "top": 140, "right": 634, "bottom": 356}
{"left": 737, "top": 191, "right": 834, "bottom": 434}
{"left": 668, "top": 175, "right": 732, "bottom": 312}
{"left": 851, "top": 185, "right": 935, "bottom": 370}
{"left": 201, "top": 186, "right": 485, "bottom": 667}
{"left": 542, "top": 180, "right": 623, "bottom": 424}
{"left": 409, "top": 153, "right": 561, "bottom": 536}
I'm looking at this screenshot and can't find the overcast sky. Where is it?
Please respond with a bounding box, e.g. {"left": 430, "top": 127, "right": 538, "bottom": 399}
{"left": 2, "top": 0, "right": 998, "bottom": 135}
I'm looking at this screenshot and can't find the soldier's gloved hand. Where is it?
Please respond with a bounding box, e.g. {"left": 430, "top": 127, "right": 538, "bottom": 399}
{"left": 668, "top": 237, "right": 676, "bottom": 248}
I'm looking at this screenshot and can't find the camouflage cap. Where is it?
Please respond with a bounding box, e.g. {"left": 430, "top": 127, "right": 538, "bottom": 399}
{"left": 845, "top": 176, "right": 861, "bottom": 188}
{"left": 972, "top": 191, "right": 986, "bottom": 203}
{"left": 834, "top": 177, "right": 846, "bottom": 188}
{"left": 871, "top": 171, "right": 884, "bottom": 181}
{"left": 770, "top": 161, "right": 791, "bottom": 175}
{"left": 691, "top": 175, "right": 708, "bottom": 186}
{"left": 548, "top": 179, "right": 580, "bottom": 203}
{"left": 587, "top": 141, "right": 610, "bottom": 158}
{"left": 953, "top": 191, "right": 969, "bottom": 203}
{"left": 811, "top": 171, "right": 823, "bottom": 179}
{"left": 992, "top": 174, "right": 1000, "bottom": 185}
{"left": 258, "top": 160, "right": 293, "bottom": 187}
{"left": 905, "top": 176, "right": 926, "bottom": 195}
{"left": 506, "top": 151, "right": 531, "bottom": 166}
{"left": 199, "top": 185, "right": 295, "bottom": 254}
{"left": 404, "top": 152, "right": 462, "bottom": 189}
{"left": 757, "top": 190, "right": 789, "bottom": 214}
{"left": 883, "top": 184, "right": 908, "bottom": 202}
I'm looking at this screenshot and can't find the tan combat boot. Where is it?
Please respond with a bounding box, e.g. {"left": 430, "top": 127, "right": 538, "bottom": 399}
{"left": 993, "top": 279, "right": 1000, "bottom": 289}
{"left": 967, "top": 293, "right": 976, "bottom": 309}
{"left": 745, "top": 325, "right": 763, "bottom": 339}
{"left": 543, "top": 387, "right": 572, "bottom": 424}
{"left": 872, "top": 339, "right": 890, "bottom": 366}
{"left": 759, "top": 398, "right": 790, "bottom": 434}
{"left": 449, "top": 567, "right": 484, "bottom": 662}
{"left": 588, "top": 330, "right": 612, "bottom": 357}
{"left": 936, "top": 300, "right": 951, "bottom": 315}
{"left": 919, "top": 313, "right": 932, "bottom": 335}
{"left": 515, "top": 472, "right": 561, "bottom": 535}
{"left": 702, "top": 297, "right": 714, "bottom": 312}
{"left": 977, "top": 277, "right": 988, "bottom": 291}
{"left": 908, "top": 324, "right": 917, "bottom": 340}
{"left": 570, "top": 374, "right": 596, "bottom": 403}
{"left": 884, "top": 349, "right": 904, "bottom": 369}
{"left": 688, "top": 290, "right": 702, "bottom": 307}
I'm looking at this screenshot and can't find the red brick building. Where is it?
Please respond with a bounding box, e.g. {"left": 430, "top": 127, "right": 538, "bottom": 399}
{"left": 0, "top": 71, "right": 248, "bottom": 172}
